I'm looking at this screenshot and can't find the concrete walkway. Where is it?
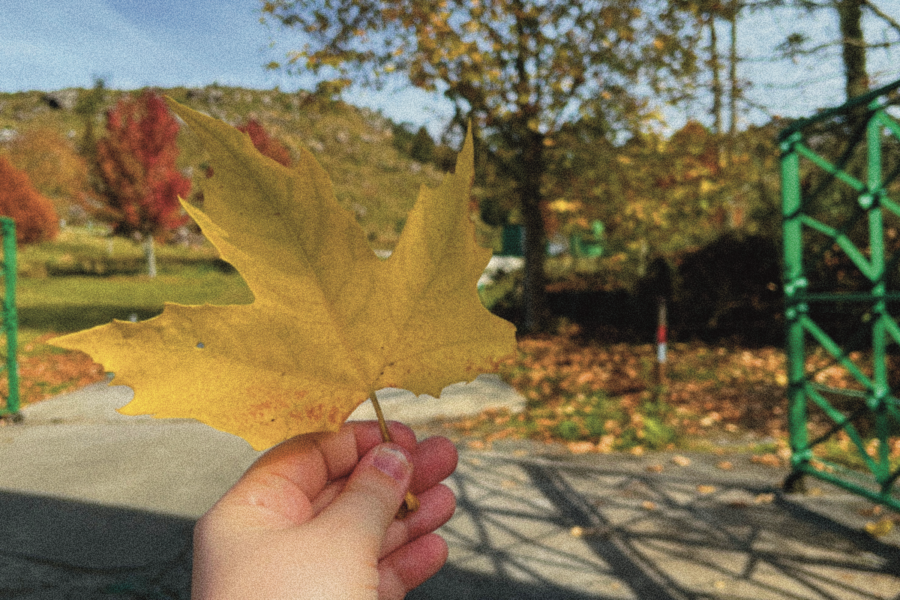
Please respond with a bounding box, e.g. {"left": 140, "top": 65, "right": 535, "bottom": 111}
{"left": 0, "top": 380, "right": 898, "bottom": 599}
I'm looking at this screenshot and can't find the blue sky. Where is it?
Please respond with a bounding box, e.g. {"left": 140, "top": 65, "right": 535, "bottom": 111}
{"left": 0, "top": 0, "right": 451, "bottom": 132}
{"left": 2, "top": 0, "right": 898, "bottom": 136}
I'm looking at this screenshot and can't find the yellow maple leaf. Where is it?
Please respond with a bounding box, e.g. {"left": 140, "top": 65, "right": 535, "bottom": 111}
{"left": 49, "top": 99, "right": 517, "bottom": 451}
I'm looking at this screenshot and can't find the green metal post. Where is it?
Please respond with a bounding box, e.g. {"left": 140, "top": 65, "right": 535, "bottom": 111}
{"left": 867, "top": 105, "right": 892, "bottom": 489}
{"left": 779, "top": 79, "right": 900, "bottom": 510}
{"left": 780, "top": 132, "right": 809, "bottom": 479}
{"left": 0, "top": 218, "right": 18, "bottom": 417}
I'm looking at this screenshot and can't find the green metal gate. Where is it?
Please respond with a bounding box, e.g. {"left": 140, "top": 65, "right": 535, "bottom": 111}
{"left": 0, "top": 217, "right": 18, "bottom": 418}
{"left": 780, "top": 79, "right": 900, "bottom": 510}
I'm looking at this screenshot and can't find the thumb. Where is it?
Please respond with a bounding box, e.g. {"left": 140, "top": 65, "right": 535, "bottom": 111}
{"left": 317, "top": 443, "right": 413, "bottom": 552}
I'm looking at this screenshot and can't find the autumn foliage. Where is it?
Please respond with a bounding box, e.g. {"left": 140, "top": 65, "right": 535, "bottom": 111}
{"left": 51, "top": 100, "right": 516, "bottom": 451}
{"left": 94, "top": 90, "right": 191, "bottom": 238}
{"left": 5, "top": 126, "right": 90, "bottom": 220}
{"left": 237, "top": 119, "right": 292, "bottom": 167}
{"left": 0, "top": 155, "right": 59, "bottom": 245}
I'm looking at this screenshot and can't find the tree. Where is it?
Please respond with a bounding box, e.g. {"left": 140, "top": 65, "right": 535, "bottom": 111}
{"left": 775, "top": 0, "right": 900, "bottom": 120}
{"left": 6, "top": 126, "right": 91, "bottom": 223}
{"left": 263, "top": 0, "right": 701, "bottom": 332}
{"left": 94, "top": 90, "right": 191, "bottom": 277}
{"left": 0, "top": 155, "right": 59, "bottom": 245}
{"left": 674, "top": 0, "right": 747, "bottom": 228}
{"left": 75, "top": 79, "right": 107, "bottom": 212}
{"left": 546, "top": 121, "right": 726, "bottom": 266}
{"left": 75, "top": 79, "right": 106, "bottom": 163}
{"left": 409, "top": 126, "right": 436, "bottom": 164}
{"left": 237, "top": 119, "right": 293, "bottom": 166}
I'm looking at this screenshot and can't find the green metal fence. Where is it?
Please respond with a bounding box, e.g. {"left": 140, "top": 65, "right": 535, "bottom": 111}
{"left": 0, "top": 217, "right": 18, "bottom": 418}
{"left": 780, "top": 79, "right": 900, "bottom": 510}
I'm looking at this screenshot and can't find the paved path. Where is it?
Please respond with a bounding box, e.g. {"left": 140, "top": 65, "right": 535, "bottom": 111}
{"left": 0, "top": 380, "right": 898, "bottom": 599}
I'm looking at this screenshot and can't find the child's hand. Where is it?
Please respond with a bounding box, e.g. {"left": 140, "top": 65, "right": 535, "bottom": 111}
{"left": 192, "top": 420, "right": 458, "bottom": 600}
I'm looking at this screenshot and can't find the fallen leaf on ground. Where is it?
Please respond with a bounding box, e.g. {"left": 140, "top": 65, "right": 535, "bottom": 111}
{"left": 865, "top": 518, "right": 894, "bottom": 537}
{"left": 568, "top": 441, "right": 596, "bottom": 454}
{"left": 671, "top": 455, "right": 691, "bottom": 467}
{"left": 570, "top": 526, "right": 607, "bottom": 538}
{"left": 717, "top": 461, "right": 734, "bottom": 470}
{"left": 751, "top": 454, "right": 783, "bottom": 467}
{"left": 49, "top": 100, "right": 517, "bottom": 450}
{"left": 859, "top": 505, "right": 884, "bottom": 517}
{"left": 697, "top": 485, "right": 717, "bottom": 495}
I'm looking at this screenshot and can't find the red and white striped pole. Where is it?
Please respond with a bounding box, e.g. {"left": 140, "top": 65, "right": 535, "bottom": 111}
{"left": 655, "top": 296, "right": 667, "bottom": 396}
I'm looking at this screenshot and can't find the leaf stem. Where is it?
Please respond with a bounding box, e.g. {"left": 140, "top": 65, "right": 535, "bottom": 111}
{"left": 369, "top": 391, "right": 392, "bottom": 443}
{"left": 369, "top": 391, "right": 419, "bottom": 518}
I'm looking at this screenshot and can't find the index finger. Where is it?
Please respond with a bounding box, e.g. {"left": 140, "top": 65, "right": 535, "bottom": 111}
{"left": 232, "top": 421, "right": 419, "bottom": 506}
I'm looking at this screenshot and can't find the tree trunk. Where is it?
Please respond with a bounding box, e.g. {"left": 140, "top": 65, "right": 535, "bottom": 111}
{"left": 519, "top": 131, "right": 550, "bottom": 333}
{"left": 838, "top": 0, "right": 868, "bottom": 125}
{"left": 727, "top": 0, "right": 739, "bottom": 154}
{"left": 143, "top": 235, "right": 157, "bottom": 278}
{"left": 727, "top": 0, "right": 743, "bottom": 229}
{"left": 511, "top": 0, "right": 550, "bottom": 333}
{"left": 709, "top": 14, "right": 723, "bottom": 136}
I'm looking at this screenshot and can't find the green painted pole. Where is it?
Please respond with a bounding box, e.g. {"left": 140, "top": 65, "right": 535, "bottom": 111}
{"left": 780, "top": 132, "right": 809, "bottom": 480}
{"left": 1, "top": 218, "right": 18, "bottom": 417}
{"left": 866, "top": 105, "right": 891, "bottom": 484}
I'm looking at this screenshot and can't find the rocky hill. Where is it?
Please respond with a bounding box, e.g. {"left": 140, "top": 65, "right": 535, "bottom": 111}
{"left": 0, "top": 85, "right": 450, "bottom": 251}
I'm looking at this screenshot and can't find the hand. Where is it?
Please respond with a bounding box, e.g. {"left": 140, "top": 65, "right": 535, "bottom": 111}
{"left": 191, "top": 421, "right": 458, "bottom": 600}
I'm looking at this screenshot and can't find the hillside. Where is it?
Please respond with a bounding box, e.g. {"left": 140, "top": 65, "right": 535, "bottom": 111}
{"left": 0, "top": 85, "right": 450, "bottom": 251}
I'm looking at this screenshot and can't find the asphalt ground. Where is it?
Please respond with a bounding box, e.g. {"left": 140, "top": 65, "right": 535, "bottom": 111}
{"left": 0, "top": 379, "right": 898, "bottom": 599}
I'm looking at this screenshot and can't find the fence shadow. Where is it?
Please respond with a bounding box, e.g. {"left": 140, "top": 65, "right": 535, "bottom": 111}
{"left": 415, "top": 450, "right": 900, "bottom": 600}
{"left": 3, "top": 453, "right": 899, "bottom": 600}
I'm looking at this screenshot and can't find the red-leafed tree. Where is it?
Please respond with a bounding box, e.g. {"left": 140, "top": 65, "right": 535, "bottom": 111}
{"left": 95, "top": 90, "right": 191, "bottom": 277}
{"left": 0, "top": 155, "right": 59, "bottom": 245}
{"left": 237, "top": 119, "right": 292, "bottom": 167}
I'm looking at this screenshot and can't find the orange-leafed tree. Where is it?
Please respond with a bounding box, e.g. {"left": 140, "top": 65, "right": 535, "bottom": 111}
{"left": 0, "top": 155, "right": 59, "bottom": 245}
{"left": 94, "top": 90, "right": 191, "bottom": 277}
{"left": 6, "top": 126, "right": 91, "bottom": 223}
{"left": 237, "top": 119, "right": 292, "bottom": 167}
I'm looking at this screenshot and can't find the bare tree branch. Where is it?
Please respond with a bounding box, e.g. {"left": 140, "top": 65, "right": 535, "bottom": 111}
{"left": 863, "top": 1, "right": 900, "bottom": 38}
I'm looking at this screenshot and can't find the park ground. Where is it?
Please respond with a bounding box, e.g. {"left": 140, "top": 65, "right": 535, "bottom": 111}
{"left": 3, "top": 226, "right": 899, "bottom": 536}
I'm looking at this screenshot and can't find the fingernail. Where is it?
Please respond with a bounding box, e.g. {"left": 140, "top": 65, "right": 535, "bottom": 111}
{"left": 372, "top": 445, "right": 411, "bottom": 482}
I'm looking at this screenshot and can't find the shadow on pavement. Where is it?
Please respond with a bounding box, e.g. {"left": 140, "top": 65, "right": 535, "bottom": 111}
{"left": 0, "top": 491, "right": 193, "bottom": 599}
{"left": 417, "top": 450, "right": 900, "bottom": 600}
{"left": 3, "top": 451, "right": 900, "bottom": 600}
{"left": 411, "top": 564, "right": 602, "bottom": 599}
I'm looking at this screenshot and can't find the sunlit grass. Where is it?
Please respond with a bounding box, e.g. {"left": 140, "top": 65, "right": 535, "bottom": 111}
{"left": 14, "top": 227, "right": 252, "bottom": 336}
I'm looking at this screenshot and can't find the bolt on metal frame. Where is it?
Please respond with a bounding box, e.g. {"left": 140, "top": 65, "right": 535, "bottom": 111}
{"left": 780, "top": 78, "right": 900, "bottom": 510}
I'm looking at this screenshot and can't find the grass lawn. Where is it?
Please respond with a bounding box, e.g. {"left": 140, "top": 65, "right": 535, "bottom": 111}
{"left": 16, "top": 227, "right": 252, "bottom": 332}
{"left": 1, "top": 227, "right": 253, "bottom": 408}
{"left": 17, "top": 267, "right": 252, "bottom": 335}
